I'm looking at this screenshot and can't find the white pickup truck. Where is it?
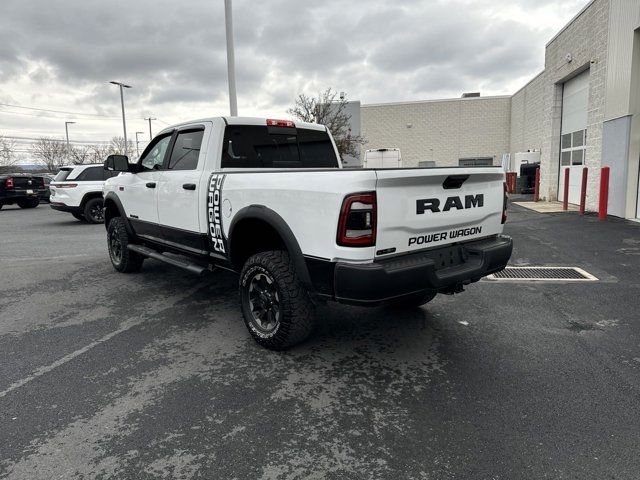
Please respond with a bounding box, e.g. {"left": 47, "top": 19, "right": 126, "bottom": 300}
{"left": 103, "top": 117, "right": 512, "bottom": 349}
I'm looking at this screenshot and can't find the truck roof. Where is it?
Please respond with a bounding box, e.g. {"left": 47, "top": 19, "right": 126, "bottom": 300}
{"left": 160, "top": 116, "right": 327, "bottom": 134}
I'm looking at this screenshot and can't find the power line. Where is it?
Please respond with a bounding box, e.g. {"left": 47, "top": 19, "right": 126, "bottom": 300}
{"left": 0, "top": 102, "right": 123, "bottom": 119}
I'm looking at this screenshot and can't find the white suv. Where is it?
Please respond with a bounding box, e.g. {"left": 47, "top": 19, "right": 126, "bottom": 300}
{"left": 50, "top": 164, "right": 119, "bottom": 223}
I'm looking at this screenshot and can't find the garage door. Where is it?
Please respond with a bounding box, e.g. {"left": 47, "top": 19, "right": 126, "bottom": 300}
{"left": 558, "top": 70, "right": 589, "bottom": 205}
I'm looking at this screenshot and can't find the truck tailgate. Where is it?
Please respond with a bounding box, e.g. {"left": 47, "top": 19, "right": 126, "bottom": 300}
{"left": 374, "top": 168, "right": 505, "bottom": 256}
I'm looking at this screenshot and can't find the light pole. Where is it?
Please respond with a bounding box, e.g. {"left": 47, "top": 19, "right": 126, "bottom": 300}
{"left": 135, "top": 131, "right": 144, "bottom": 157}
{"left": 224, "top": 0, "right": 238, "bottom": 116}
{"left": 64, "top": 121, "right": 76, "bottom": 148}
{"left": 144, "top": 117, "right": 156, "bottom": 140}
{"left": 110, "top": 81, "right": 132, "bottom": 156}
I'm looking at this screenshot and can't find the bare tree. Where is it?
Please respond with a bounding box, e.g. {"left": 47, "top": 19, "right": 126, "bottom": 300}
{"left": 109, "top": 136, "right": 135, "bottom": 157}
{"left": 69, "top": 145, "right": 92, "bottom": 165}
{"left": 30, "top": 137, "right": 68, "bottom": 172}
{"left": 288, "top": 88, "right": 365, "bottom": 158}
{"left": 0, "top": 135, "right": 19, "bottom": 172}
{"left": 90, "top": 143, "right": 113, "bottom": 164}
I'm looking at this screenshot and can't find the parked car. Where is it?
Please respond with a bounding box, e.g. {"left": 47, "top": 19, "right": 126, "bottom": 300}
{"left": 33, "top": 174, "right": 54, "bottom": 202}
{"left": 0, "top": 173, "right": 46, "bottom": 210}
{"left": 50, "top": 164, "right": 119, "bottom": 223}
{"left": 103, "top": 117, "right": 512, "bottom": 349}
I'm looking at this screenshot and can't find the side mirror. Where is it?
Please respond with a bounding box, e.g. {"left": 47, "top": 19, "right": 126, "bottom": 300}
{"left": 104, "top": 154, "right": 131, "bottom": 172}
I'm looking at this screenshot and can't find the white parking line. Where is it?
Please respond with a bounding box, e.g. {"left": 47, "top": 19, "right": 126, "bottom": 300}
{"left": 0, "top": 317, "right": 145, "bottom": 399}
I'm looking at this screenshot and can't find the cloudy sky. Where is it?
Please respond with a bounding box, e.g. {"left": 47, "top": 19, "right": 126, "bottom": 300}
{"left": 0, "top": 0, "right": 587, "bottom": 149}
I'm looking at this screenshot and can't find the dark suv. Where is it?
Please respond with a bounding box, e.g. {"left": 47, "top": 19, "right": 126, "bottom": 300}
{"left": 0, "top": 174, "right": 47, "bottom": 210}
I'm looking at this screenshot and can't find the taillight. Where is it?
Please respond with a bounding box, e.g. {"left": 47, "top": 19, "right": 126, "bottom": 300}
{"left": 337, "top": 192, "right": 377, "bottom": 247}
{"left": 266, "top": 119, "right": 295, "bottom": 128}
{"left": 55, "top": 183, "right": 78, "bottom": 188}
{"left": 5, "top": 177, "right": 14, "bottom": 189}
{"left": 502, "top": 182, "right": 508, "bottom": 224}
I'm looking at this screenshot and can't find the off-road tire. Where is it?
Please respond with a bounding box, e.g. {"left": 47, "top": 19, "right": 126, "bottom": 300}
{"left": 390, "top": 291, "right": 437, "bottom": 309}
{"left": 107, "top": 216, "right": 144, "bottom": 273}
{"left": 83, "top": 198, "right": 104, "bottom": 224}
{"left": 240, "top": 250, "right": 315, "bottom": 350}
{"left": 17, "top": 198, "right": 39, "bottom": 209}
{"left": 72, "top": 212, "right": 86, "bottom": 221}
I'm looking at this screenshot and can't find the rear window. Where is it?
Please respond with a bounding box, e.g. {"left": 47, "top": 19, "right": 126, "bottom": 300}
{"left": 221, "top": 126, "right": 338, "bottom": 169}
{"left": 54, "top": 168, "right": 73, "bottom": 182}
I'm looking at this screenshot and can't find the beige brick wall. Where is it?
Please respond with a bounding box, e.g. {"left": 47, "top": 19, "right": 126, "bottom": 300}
{"left": 361, "top": 97, "right": 512, "bottom": 168}
{"left": 539, "top": 0, "right": 610, "bottom": 210}
{"left": 510, "top": 71, "right": 546, "bottom": 155}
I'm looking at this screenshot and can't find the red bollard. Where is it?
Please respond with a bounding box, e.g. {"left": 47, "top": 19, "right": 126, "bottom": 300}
{"left": 533, "top": 167, "right": 540, "bottom": 202}
{"left": 562, "top": 168, "right": 569, "bottom": 211}
{"left": 506, "top": 172, "right": 517, "bottom": 193}
{"left": 598, "top": 166, "right": 610, "bottom": 221}
{"left": 579, "top": 167, "right": 588, "bottom": 215}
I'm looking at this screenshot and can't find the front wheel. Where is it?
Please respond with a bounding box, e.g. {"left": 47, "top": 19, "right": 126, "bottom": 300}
{"left": 239, "top": 250, "right": 315, "bottom": 350}
{"left": 107, "top": 217, "right": 144, "bottom": 273}
{"left": 84, "top": 198, "right": 104, "bottom": 224}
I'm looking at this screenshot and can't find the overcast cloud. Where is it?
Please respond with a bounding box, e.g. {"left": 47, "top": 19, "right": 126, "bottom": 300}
{"left": 0, "top": 0, "right": 587, "bottom": 146}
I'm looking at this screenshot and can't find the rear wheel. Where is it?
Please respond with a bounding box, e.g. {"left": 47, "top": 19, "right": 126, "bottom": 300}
{"left": 240, "top": 250, "right": 315, "bottom": 350}
{"left": 17, "top": 198, "right": 39, "bottom": 209}
{"left": 83, "top": 198, "right": 104, "bottom": 224}
{"left": 72, "top": 212, "right": 86, "bottom": 221}
{"left": 107, "top": 216, "right": 144, "bottom": 273}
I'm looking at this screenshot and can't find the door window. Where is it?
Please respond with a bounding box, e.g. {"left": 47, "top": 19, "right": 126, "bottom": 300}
{"left": 139, "top": 134, "right": 172, "bottom": 171}
{"left": 167, "top": 129, "right": 204, "bottom": 170}
{"left": 76, "top": 167, "right": 104, "bottom": 181}
{"left": 560, "top": 129, "right": 586, "bottom": 166}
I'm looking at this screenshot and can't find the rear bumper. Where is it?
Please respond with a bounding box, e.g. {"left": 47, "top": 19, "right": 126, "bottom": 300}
{"left": 50, "top": 202, "right": 82, "bottom": 214}
{"left": 332, "top": 235, "right": 513, "bottom": 306}
{"left": 0, "top": 191, "right": 44, "bottom": 204}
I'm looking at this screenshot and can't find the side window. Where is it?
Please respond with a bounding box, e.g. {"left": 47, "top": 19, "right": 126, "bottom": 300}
{"left": 77, "top": 167, "right": 104, "bottom": 181}
{"left": 167, "top": 129, "right": 204, "bottom": 170}
{"left": 139, "top": 134, "right": 172, "bottom": 171}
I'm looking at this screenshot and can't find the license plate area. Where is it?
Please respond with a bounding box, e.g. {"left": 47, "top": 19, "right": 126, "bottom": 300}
{"left": 27, "top": 189, "right": 34, "bottom": 194}
{"left": 433, "top": 245, "right": 465, "bottom": 270}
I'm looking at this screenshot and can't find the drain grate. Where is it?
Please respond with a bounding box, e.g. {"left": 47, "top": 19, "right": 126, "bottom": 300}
{"left": 487, "top": 266, "right": 598, "bottom": 281}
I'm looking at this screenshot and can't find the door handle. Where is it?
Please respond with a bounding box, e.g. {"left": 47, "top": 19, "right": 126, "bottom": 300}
{"left": 145, "top": 182, "right": 156, "bottom": 188}
{"left": 182, "top": 183, "right": 196, "bottom": 190}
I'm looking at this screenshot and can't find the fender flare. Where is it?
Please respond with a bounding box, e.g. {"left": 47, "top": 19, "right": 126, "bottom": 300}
{"left": 103, "top": 192, "right": 135, "bottom": 237}
{"left": 228, "top": 205, "right": 313, "bottom": 289}
{"left": 80, "top": 191, "right": 104, "bottom": 208}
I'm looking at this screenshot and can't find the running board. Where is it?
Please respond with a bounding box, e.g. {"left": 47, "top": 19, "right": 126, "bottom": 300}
{"left": 127, "top": 244, "right": 207, "bottom": 275}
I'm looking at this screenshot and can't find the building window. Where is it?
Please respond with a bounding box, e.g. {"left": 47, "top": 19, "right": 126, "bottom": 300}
{"left": 560, "top": 129, "right": 586, "bottom": 166}
{"left": 459, "top": 157, "right": 493, "bottom": 167}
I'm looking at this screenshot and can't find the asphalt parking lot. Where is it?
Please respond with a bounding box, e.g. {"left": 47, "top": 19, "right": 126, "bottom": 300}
{"left": 1, "top": 201, "right": 639, "bottom": 479}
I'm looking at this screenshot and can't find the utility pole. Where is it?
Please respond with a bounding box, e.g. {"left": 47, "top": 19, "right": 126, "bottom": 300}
{"left": 110, "top": 81, "right": 132, "bottom": 156}
{"left": 64, "top": 121, "right": 76, "bottom": 149}
{"left": 135, "top": 131, "right": 144, "bottom": 157}
{"left": 224, "top": 0, "right": 238, "bottom": 116}
{"left": 144, "top": 117, "right": 156, "bottom": 140}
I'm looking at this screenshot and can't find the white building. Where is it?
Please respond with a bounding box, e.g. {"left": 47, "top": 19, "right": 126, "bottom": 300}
{"left": 357, "top": 0, "right": 640, "bottom": 220}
